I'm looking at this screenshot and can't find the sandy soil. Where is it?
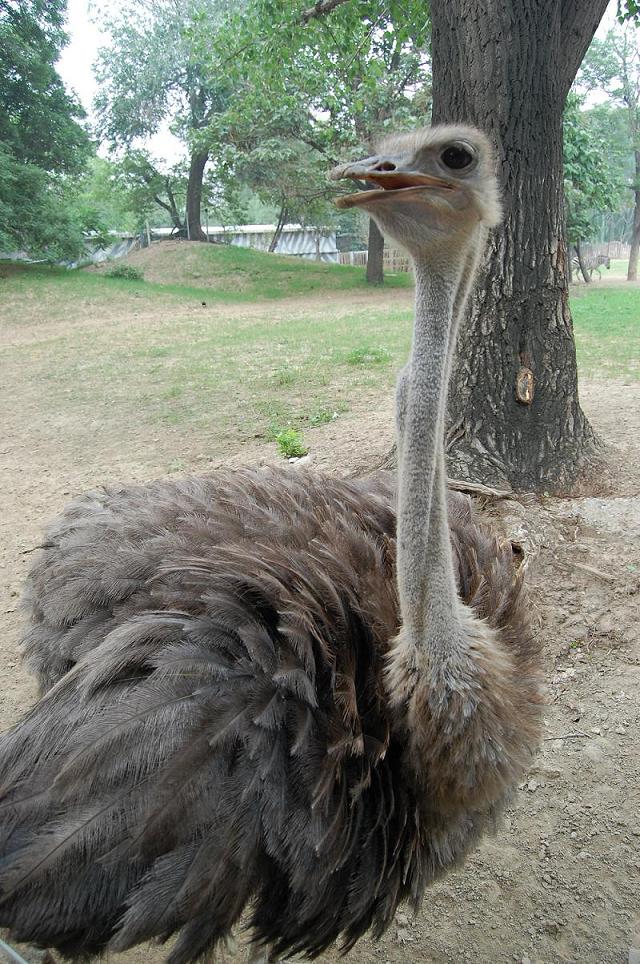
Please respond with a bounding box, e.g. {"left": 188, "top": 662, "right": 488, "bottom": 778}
{"left": 1, "top": 299, "right": 639, "bottom": 963}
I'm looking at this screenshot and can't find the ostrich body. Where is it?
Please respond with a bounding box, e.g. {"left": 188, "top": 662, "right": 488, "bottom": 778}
{"left": 0, "top": 126, "right": 542, "bottom": 963}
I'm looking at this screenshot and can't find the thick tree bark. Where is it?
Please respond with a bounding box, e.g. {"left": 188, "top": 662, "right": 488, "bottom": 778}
{"left": 185, "top": 149, "right": 209, "bottom": 242}
{"left": 429, "top": 0, "right": 607, "bottom": 490}
{"left": 366, "top": 218, "right": 384, "bottom": 285}
{"left": 628, "top": 150, "right": 640, "bottom": 281}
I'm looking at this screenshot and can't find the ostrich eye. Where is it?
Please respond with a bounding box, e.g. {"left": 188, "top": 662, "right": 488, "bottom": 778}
{"left": 440, "top": 144, "right": 475, "bottom": 171}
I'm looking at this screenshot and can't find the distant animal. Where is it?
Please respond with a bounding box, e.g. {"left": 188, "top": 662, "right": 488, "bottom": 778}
{"left": 0, "top": 125, "right": 542, "bottom": 964}
{"left": 572, "top": 250, "right": 611, "bottom": 280}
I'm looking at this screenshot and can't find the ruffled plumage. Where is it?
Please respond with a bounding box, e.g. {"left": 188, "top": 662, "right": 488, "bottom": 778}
{"left": 0, "top": 468, "right": 541, "bottom": 961}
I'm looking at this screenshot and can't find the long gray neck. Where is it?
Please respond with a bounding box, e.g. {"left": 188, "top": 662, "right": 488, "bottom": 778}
{"left": 395, "top": 239, "right": 482, "bottom": 648}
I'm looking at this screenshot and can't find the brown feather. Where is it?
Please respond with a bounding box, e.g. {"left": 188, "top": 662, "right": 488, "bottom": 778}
{"left": 0, "top": 467, "right": 541, "bottom": 961}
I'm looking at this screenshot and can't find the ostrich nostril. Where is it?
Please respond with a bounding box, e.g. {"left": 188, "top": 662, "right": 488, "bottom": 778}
{"left": 374, "top": 161, "right": 396, "bottom": 172}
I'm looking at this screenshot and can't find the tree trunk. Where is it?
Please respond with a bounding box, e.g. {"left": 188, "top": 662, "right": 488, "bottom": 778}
{"left": 164, "top": 177, "right": 184, "bottom": 232}
{"left": 628, "top": 150, "right": 640, "bottom": 281}
{"left": 185, "top": 149, "right": 209, "bottom": 242}
{"left": 269, "top": 200, "right": 288, "bottom": 253}
{"left": 429, "top": 0, "right": 607, "bottom": 491}
{"left": 153, "top": 192, "right": 184, "bottom": 233}
{"left": 366, "top": 218, "right": 384, "bottom": 285}
{"left": 575, "top": 239, "right": 591, "bottom": 283}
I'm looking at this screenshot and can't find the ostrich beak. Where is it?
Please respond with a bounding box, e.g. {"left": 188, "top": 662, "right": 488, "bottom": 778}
{"left": 330, "top": 156, "right": 458, "bottom": 209}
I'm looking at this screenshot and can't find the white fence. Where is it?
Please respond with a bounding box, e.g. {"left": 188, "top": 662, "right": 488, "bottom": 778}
{"left": 338, "top": 248, "right": 412, "bottom": 273}
{"left": 340, "top": 242, "right": 632, "bottom": 274}
{"left": 585, "top": 241, "right": 631, "bottom": 260}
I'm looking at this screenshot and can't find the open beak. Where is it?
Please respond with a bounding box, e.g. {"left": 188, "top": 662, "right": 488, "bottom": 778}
{"left": 330, "top": 158, "right": 458, "bottom": 209}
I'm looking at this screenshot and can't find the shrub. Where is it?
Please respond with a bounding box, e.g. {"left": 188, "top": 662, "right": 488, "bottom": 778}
{"left": 105, "top": 263, "right": 144, "bottom": 281}
{"left": 274, "top": 428, "right": 307, "bottom": 459}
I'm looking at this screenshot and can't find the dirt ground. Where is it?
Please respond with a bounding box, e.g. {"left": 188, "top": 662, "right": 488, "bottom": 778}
{"left": 1, "top": 292, "right": 639, "bottom": 964}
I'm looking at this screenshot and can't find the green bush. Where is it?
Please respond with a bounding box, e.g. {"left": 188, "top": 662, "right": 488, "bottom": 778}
{"left": 106, "top": 263, "right": 144, "bottom": 281}
{"left": 274, "top": 428, "right": 307, "bottom": 459}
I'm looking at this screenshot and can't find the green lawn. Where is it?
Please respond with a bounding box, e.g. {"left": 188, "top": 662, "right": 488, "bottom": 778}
{"left": 572, "top": 286, "right": 640, "bottom": 380}
{"left": 1, "top": 253, "right": 638, "bottom": 463}
{"left": 2, "top": 243, "right": 411, "bottom": 311}
{"left": 0, "top": 257, "right": 413, "bottom": 451}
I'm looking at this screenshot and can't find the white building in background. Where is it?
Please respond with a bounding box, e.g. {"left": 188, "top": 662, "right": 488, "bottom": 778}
{"left": 151, "top": 224, "right": 339, "bottom": 262}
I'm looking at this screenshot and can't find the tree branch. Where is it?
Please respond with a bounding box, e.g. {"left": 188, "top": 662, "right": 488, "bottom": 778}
{"left": 560, "top": 0, "right": 611, "bottom": 96}
{"left": 300, "top": 0, "right": 353, "bottom": 23}
{"left": 164, "top": 177, "right": 182, "bottom": 226}
{"left": 297, "top": 134, "right": 338, "bottom": 164}
{"left": 153, "top": 194, "right": 175, "bottom": 216}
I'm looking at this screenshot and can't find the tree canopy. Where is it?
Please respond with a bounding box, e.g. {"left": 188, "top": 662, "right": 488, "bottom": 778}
{"left": 196, "top": 0, "right": 431, "bottom": 274}
{"left": 579, "top": 25, "right": 640, "bottom": 277}
{"left": 564, "top": 92, "right": 624, "bottom": 267}
{"left": 94, "top": 0, "right": 236, "bottom": 239}
{"left": 0, "top": 0, "right": 91, "bottom": 258}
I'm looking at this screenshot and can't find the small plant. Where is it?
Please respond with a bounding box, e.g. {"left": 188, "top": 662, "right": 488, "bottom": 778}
{"left": 309, "top": 403, "right": 347, "bottom": 426}
{"left": 309, "top": 408, "right": 334, "bottom": 426}
{"left": 163, "top": 384, "right": 183, "bottom": 400}
{"left": 105, "top": 263, "right": 144, "bottom": 281}
{"left": 346, "top": 345, "right": 391, "bottom": 366}
{"left": 273, "top": 365, "right": 295, "bottom": 386}
{"left": 274, "top": 428, "right": 307, "bottom": 459}
{"left": 309, "top": 401, "right": 349, "bottom": 425}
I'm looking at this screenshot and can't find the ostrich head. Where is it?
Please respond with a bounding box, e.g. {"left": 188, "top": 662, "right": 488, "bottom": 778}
{"left": 331, "top": 125, "right": 501, "bottom": 259}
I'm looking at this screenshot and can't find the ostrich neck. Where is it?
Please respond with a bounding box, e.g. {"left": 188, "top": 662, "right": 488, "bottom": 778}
{"left": 395, "top": 247, "right": 476, "bottom": 649}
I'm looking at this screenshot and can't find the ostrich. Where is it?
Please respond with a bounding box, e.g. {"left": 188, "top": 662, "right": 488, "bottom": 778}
{"left": 0, "top": 125, "right": 542, "bottom": 963}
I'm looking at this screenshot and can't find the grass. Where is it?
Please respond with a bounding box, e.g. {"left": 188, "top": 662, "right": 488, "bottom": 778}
{"left": 346, "top": 345, "right": 392, "bottom": 365}
{"left": 0, "top": 257, "right": 414, "bottom": 453}
{"left": 572, "top": 286, "right": 640, "bottom": 380}
{"left": 1, "top": 251, "right": 638, "bottom": 468}
{"left": 0, "top": 241, "right": 411, "bottom": 305}
{"left": 0, "top": 248, "right": 412, "bottom": 329}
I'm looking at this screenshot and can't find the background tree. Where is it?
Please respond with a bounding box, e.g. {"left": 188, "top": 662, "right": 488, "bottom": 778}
{"left": 73, "top": 157, "right": 141, "bottom": 236}
{"left": 579, "top": 26, "right": 640, "bottom": 279}
{"left": 564, "top": 93, "right": 624, "bottom": 281}
{"left": 301, "top": 0, "right": 626, "bottom": 488}
{"left": 427, "top": 0, "right": 611, "bottom": 490}
{"left": 205, "top": 0, "right": 431, "bottom": 280}
{"left": 112, "top": 152, "right": 187, "bottom": 233}
{"left": 0, "top": 0, "right": 91, "bottom": 258}
{"left": 94, "top": 0, "right": 234, "bottom": 242}
{"left": 618, "top": 0, "right": 640, "bottom": 22}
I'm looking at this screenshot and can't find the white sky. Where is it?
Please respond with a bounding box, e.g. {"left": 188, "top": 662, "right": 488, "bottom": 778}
{"left": 57, "top": 0, "right": 623, "bottom": 163}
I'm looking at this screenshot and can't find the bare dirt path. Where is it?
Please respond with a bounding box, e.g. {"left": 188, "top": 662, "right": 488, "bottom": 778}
{"left": 1, "top": 316, "right": 638, "bottom": 962}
